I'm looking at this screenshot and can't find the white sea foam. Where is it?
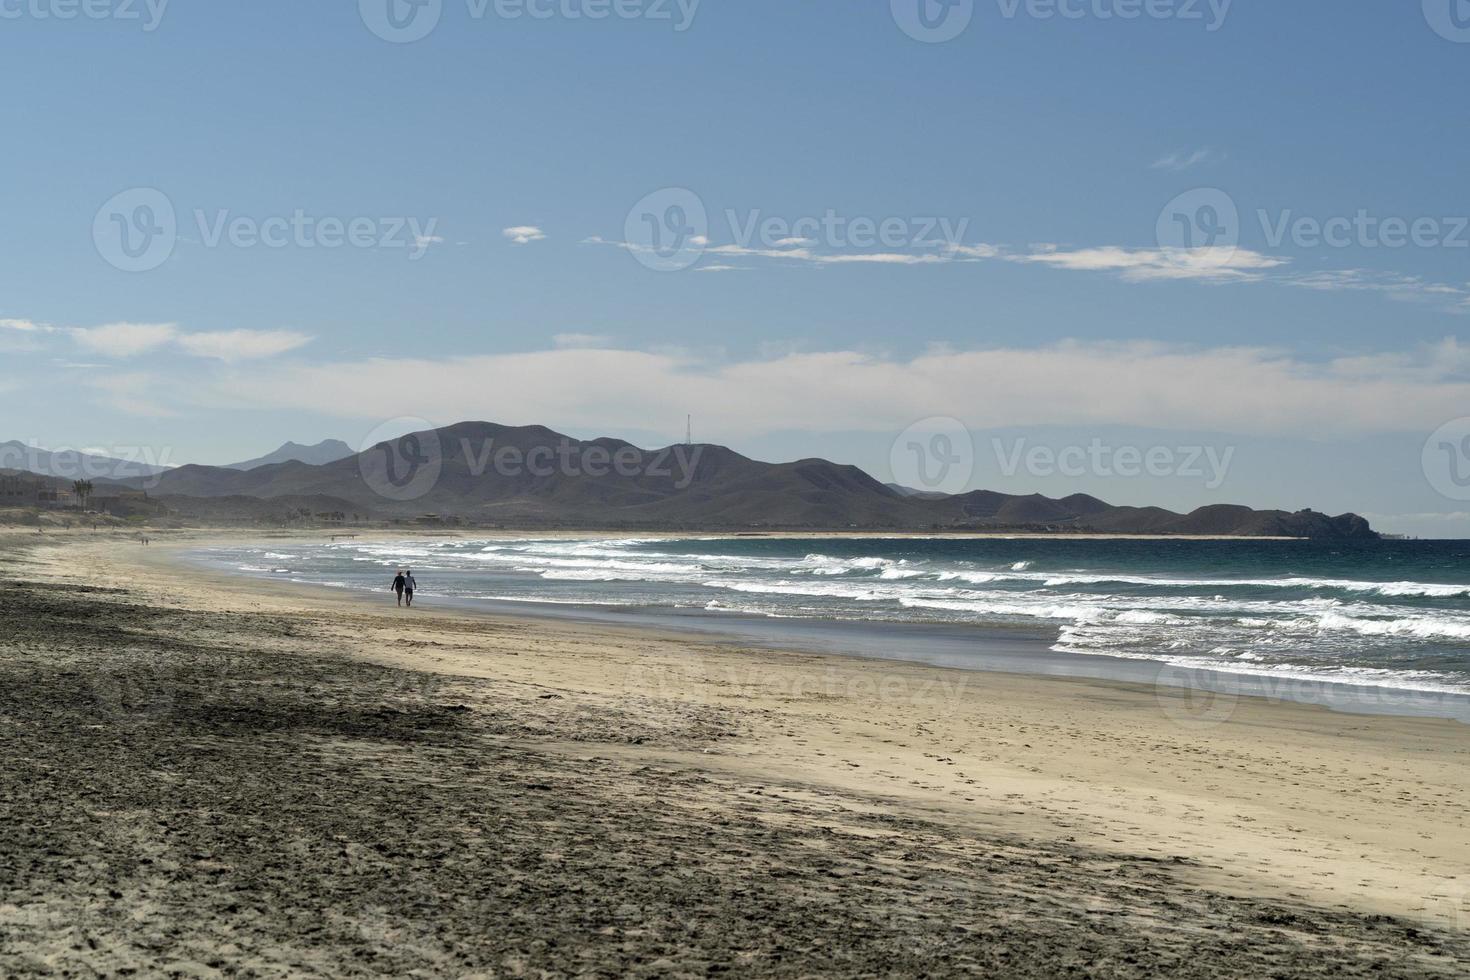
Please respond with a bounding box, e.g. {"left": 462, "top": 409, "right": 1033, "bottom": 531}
{"left": 205, "top": 536, "right": 1470, "bottom": 699}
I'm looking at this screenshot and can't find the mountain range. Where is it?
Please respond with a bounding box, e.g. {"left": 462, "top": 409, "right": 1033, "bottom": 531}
{"left": 0, "top": 440, "right": 170, "bottom": 481}
{"left": 226, "top": 439, "right": 355, "bottom": 471}
{"left": 113, "top": 421, "right": 1377, "bottom": 539}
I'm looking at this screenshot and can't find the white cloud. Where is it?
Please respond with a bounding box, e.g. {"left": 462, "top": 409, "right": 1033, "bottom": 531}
{"left": 584, "top": 236, "right": 997, "bottom": 268}
{"left": 552, "top": 333, "right": 612, "bottom": 349}
{"left": 583, "top": 228, "right": 1470, "bottom": 312}
{"left": 1013, "top": 246, "right": 1288, "bottom": 282}
{"left": 175, "top": 329, "right": 312, "bottom": 361}
{"left": 70, "top": 322, "right": 179, "bottom": 357}
{"left": 503, "top": 225, "right": 547, "bottom": 245}
{"left": 1151, "top": 148, "right": 1215, "bottom": 172}
{"left": 10, "top": 318, "right": 313, "bottom": 361}
{"left": 0, "top": 317, "right": 51, "bottom": 333}
{"left": 0, "top": 319, "right": 48, "bottom": 353}
{"left": 1281, "top": 269, "right": 1470, "bottom": 310}
{"left": 204, "top": 339, "right": 1470, "bottom": 441}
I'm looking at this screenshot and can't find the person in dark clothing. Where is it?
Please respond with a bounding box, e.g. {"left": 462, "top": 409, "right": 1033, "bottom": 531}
{"left": 391, "top": 570, "right": 407, "bottom": 606}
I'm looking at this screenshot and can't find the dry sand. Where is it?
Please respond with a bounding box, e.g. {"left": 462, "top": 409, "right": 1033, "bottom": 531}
{"left": 1, "top": 528, "right": 1467, "bottom": 977}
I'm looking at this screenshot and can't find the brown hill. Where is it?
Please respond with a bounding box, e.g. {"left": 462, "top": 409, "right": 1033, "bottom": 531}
{"left": 122, "top": 422, "right": 1378, "bottom": 539}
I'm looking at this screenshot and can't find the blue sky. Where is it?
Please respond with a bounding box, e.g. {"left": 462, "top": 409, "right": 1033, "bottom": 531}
{"left": 3, "top": 1, "right": 1470, "bottom": 534}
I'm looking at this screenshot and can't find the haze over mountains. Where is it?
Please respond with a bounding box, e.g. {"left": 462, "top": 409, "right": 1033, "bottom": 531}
{"left": 0, "top": 440, "right": 170, "bottom": 481}
{"left": 226, "top": 440, "right": 355, "bottom": 471}
{"left": 107, "top": 421, "right": 1377, "bottom": 539}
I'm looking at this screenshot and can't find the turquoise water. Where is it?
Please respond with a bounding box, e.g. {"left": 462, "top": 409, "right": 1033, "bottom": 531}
{"left": 202, "top": 536, "right": 1470, "bottom": 698}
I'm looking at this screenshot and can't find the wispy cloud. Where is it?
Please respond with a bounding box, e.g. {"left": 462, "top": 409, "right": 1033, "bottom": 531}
{"left": 552, "top": 333, "right": 612, "bottom": 349}
{"left": 0, "top": 318, "right": 51, "bottom": 353}
{"left": 503, "top": 225, "right": 547, "bottom": 245}
{"left": 1151, "top": 148, "right": 1216, "bottom": 172}
{"left": 1012, "top": 245, "right": 1289, "bottom": 282}
{"left": 175, "top": 329, "right": 311, "bottom": 361}
{"left": 581, "top": 227, "right": 1470, "bottom": 313}
{"left": 7, "top": 318, "right": 315, "bottom": 360}
{"left": 0, "top": 317, "right": 53, "bottom": 333}
{"left": 71, "top": 322, "right": 180, "bottom": 357}
{"left": 1279, "top": 268, "right": 1470, "bottom": 311}
{"left": 583, "top": 235, "right": 997, "bottom": 268}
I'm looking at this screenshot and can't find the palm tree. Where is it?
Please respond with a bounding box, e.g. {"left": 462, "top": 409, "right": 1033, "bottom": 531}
{"left": 72, "top": 480, "right": 94, "bottom": 511}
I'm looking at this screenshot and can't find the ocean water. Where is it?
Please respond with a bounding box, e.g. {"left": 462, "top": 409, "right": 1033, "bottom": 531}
{"left": 199, "top": 536, "right": 1470, "bottom": 700}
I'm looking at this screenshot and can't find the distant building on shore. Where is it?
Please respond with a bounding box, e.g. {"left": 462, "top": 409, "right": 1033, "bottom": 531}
{"left": 36, "top": 486, "right": 78, "bottom": 509}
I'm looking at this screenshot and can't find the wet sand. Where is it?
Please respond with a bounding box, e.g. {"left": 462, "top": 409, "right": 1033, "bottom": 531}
{"left": 2, "top": 528, "right": 1468, "bottom": 977}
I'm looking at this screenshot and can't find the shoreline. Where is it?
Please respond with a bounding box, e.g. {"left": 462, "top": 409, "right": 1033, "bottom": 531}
{"left": 5, "top": 527, "right": 1469, "bottom": 974}
{"left": 184, "top": 530, "right": 1470, "bottom": 724}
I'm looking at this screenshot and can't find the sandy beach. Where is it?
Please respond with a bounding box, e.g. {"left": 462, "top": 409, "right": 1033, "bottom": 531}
{"left": 2, "top": 528, "right": 1467, "bottom": 977}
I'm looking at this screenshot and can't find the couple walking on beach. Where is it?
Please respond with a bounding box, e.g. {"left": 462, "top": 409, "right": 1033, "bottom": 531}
{"left": 391, "top": 569, "right": 417, "bottom": 607}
